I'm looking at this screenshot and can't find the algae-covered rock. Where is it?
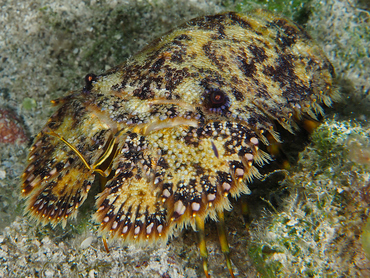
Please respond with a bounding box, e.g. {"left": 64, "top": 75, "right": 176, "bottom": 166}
{"left": 249, "top": 119, "right": 370, "bottom": 277}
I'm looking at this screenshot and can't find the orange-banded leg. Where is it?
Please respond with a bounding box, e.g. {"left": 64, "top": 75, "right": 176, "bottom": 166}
{"left": 103, "top": 236, "right": 110, "bottom": 253}
{"left": 241, "top": 201, "right": 251, "bottom": 229}
{"left": 216, "top": 210, "right": 235, "bottom": 278}
{"left": 195, "top": 215, "right": 210, "bottom": 278}
{"left": 302, "top": 118, "right": 321, "bottom": 134}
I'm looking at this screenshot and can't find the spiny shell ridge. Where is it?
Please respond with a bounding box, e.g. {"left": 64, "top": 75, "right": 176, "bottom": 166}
{"left": 22, "top": 10, "right": 336, "bottom": 245}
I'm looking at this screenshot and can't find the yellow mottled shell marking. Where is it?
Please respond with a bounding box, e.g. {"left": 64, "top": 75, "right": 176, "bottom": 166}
{"left": 22, "top": 9, "right": 336, "bottom": 261}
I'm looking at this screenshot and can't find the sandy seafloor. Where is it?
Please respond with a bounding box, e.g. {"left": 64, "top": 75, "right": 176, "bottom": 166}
{"left": 0, "top": 0, "right": 369, "bottom": 277}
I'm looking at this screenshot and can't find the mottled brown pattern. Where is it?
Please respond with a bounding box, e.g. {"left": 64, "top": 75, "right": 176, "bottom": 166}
{"left": 22, "top": 10, "right": 336, "bottom": 251}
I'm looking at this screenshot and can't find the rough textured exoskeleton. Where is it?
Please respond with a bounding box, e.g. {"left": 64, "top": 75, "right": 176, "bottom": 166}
{"left": 21, "top": 10, "right": 336, "bottom": 277}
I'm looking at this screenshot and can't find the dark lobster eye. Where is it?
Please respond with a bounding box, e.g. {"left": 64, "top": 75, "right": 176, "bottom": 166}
{"left": 83, "top": 73, "right": 97, "bottom": 93}
{"left": 210, "top": 90, "right": 226, "bottom": 107}
{"left": 204, "top": 88, "right": 229, "bottom": 111}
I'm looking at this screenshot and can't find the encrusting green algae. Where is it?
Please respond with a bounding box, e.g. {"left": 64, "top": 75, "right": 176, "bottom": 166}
{"left": 249, "top": 119, "right": 370, "bottom": 277}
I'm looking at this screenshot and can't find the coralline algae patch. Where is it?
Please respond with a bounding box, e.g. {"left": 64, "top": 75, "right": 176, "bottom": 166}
{"left": 0, "top": 108, "right": 27, "bottom": 144}
{"left": 0, "top": 106, "right": 28, "bottom": 229}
